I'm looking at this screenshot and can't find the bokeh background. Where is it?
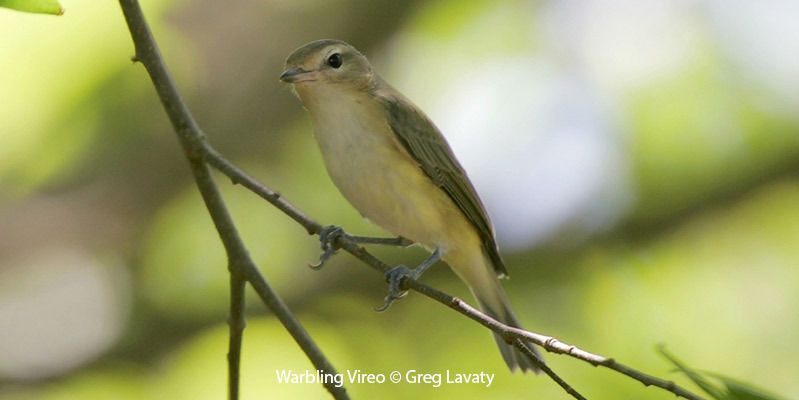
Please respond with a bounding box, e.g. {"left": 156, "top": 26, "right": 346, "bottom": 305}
{"left": 2, "top": 0, "right": 798, "bottom": 398}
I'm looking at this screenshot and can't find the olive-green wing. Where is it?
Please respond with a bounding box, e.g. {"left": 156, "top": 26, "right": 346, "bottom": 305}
{"left": 377, "top": 90, "right": 507, "bottom": 278}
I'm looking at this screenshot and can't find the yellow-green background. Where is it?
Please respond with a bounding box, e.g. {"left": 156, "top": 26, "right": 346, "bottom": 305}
{"left": 1, "top": 1, "right": 797, "bottom": 399}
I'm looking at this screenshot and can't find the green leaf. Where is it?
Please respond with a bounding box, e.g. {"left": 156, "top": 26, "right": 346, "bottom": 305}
{"left": 658, "top": 345, "right": 728, "bottom": 399}
{"left": 0, "top": 0, "right": 64, "bottom": 15}
{"left": 707, "top": 373, "right": 789, "bottom": 400}
{"left": 658, "top": 345, "right": 789, "bottom": 400}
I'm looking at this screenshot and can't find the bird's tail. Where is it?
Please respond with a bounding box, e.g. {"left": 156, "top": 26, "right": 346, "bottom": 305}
{"left": 462, "top": 253, "right": 543, "bottom": 373}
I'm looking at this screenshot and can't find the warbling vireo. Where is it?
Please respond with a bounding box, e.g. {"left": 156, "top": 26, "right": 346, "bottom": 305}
{"left": 280, "top": 39, "right": 541, "bottom": 372}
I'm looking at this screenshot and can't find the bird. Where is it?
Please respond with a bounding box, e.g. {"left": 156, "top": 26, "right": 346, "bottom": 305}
{"left": 280, "top": 39, "right": 541, "bottom": 373}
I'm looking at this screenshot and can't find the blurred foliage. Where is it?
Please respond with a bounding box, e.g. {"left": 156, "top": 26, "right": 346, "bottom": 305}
{"left": 627, "top": 45, "right": 799, "bottom": 225}
{"left": 1, "top": 1, "right": 798, "bottom": 399}
{"left": 0, "top": 0, "right": 179, "bottom": 198}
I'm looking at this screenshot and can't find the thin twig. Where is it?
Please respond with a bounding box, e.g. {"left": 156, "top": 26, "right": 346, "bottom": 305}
{"left": 228, "top": 273, "right": 246, "bottom": 400}
{"left": 512, "top": 339, "right": 586, "bottom": 400}
{"left": 201, "top": 139, "right": 705, "bottom": 400}
{"left": 445, "top": 298, "right": 703, "bottom": 400}
{"left": 117, "top": 1, "right": 348, "bottom": 399}
{"left": 204, "top": 144, "right": 320, "bottom": 233}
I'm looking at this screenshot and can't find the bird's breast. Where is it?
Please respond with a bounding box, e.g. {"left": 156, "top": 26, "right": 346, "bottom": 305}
{"left": 306, "top": 93, "right": 472, "bottom": 250}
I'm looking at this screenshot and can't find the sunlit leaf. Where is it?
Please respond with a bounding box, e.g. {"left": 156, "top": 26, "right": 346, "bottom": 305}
{"left": 0, "top": 1, "right": 182, "bottom": 197}
{"left": 0, "top": 0, "right": 63, "bottom": 15}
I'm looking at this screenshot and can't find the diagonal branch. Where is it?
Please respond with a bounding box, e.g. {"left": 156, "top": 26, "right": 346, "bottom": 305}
{"left": 202, "top": 142, "right": 705, "bottom": 400}
{"left": 513, "top": 338, "right": 585, "bottom": 400}
{"left": 117, "top": 1, "right": 348, "bottom": 399}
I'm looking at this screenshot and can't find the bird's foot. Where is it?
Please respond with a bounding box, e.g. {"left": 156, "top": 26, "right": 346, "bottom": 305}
{"left": 308, "top": 225, "right": 346, "bottom": 270}
{"left": 310, "top": 226, "right": 415, "bottom": 270}
{"left": 374, "top": 265, "right": 414, "bottom": 312}
{"left": 374, "top": 248, "right": 441, "bottom": 312}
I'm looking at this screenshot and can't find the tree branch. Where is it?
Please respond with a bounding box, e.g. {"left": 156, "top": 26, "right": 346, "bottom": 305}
{"left": 513, "top": 338, "right": 585, "bottom": 400}
{"left": 117, "top": 1, "right": 348, "bottom": 399}
{"left": 202, "top": 141, "right": 705, "bottom": 400}
{"left": 227, "top": 273, "right": 246, "bottom": 400}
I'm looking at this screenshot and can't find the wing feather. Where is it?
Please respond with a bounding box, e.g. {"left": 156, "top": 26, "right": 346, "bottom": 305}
{"left": 376, "top": 89, "right": 508, "bottom": 278}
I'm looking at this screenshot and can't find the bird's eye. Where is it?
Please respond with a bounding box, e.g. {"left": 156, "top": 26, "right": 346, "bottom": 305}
{"left": 327, "top": 53, "right": 342, "bottom": 69}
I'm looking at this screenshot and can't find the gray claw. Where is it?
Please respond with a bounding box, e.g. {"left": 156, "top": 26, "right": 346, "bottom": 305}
{"left": 374, "top": 265, "right": 412, "bottom": 312}
{"left": 309, "top": 225, "right": 345, "bottom": 270}
{"left": 308, "top": 246, "right": 336, "bottom": 270}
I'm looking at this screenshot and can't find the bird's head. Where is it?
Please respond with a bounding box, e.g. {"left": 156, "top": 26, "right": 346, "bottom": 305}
{"left": 280, "top": 39, "right": 375, "bottom": 93}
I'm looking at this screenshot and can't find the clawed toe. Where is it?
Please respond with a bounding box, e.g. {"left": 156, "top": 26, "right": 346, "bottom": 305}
{"left": 309, "top": 225, "right": 346, "bottom": 270}
{"left": 374, "top": 265, "right": 413, "bottom": 312}
{"left": 309, "top": 230, "right": 439, "bottom": 312}
{"left": 373, "top": 248, "right": 441, "bottom": 312}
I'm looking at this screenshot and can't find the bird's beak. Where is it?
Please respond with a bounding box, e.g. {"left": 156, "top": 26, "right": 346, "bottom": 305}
{"left": 279, "top": 67, "right": 316, "bottom": 83}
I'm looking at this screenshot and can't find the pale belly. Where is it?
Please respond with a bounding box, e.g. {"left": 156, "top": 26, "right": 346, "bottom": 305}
{"left": 311, "top": 107, "right": 473, "bottom": 252}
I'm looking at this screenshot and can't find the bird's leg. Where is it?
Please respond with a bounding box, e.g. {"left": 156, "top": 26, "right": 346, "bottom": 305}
{"left": 375, "top": 248, "right": 441, "bottom": 312}
{"left": 346, "top": 235, "right": 413, "bottom": 247}
{"left": 309, "top": 225, "right": 414, "bottom": 270}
